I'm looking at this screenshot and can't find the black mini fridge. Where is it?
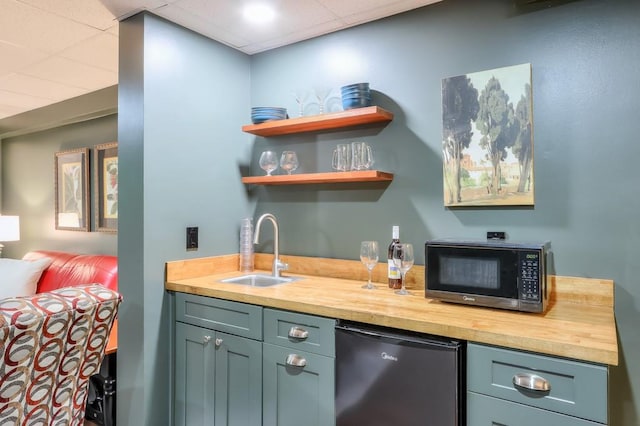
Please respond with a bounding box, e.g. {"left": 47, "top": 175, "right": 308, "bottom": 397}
{"left": 335, "top": 321, "right": 464, "bottom": 426}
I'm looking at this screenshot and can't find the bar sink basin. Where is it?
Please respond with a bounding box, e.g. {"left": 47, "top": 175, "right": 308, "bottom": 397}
{"left": 220, "top": 274, "right": 300, "bottom": 287}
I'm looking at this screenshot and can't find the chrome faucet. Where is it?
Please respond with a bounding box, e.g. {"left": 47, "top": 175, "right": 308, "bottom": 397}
{"left": 253, "top": 213, "right": 288, "bottom": 278}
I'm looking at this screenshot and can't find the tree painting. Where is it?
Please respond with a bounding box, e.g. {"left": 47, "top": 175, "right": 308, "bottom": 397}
{"left": 442, "top": 63, "right": 534, "bottom": 206}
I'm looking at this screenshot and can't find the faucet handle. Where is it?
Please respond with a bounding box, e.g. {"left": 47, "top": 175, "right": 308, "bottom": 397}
{"left": 276, "top": 259, "right": 289, "bottom": 271}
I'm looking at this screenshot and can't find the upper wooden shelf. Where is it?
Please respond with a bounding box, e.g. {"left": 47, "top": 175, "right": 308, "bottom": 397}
{"left": 242, "top": 170, "right": 394, "bottom": 186}
{"left": 242, "top": 106, "right": 394, "bottom": 137}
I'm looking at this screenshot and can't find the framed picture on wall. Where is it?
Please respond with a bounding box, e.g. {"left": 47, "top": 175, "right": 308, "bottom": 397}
{"left": 442, "top": 63, "right": 534, "bottom": 207}
{"left": 95, "top": 142, "right": 118, "bottom": 233}
{"left": 55, "top": 148, "right": 90, "bottom": 231}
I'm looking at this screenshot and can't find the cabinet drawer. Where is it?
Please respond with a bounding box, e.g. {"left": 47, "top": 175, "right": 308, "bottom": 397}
{"left": 467, "top": 392, "right": 603, "bottom": 426}
{"left": 263, "top": 308, "right": 335, "bottom": 357}
{"left": 467, "top": 343, "right": 608, "bottom": 424}
{"left": 175, "top": 293, "right": 262, "bottom": 340}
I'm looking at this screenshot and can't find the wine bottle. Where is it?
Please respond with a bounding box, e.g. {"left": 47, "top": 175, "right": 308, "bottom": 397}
{"left": 387, "top": 226, "right": 402, "bottom": 289}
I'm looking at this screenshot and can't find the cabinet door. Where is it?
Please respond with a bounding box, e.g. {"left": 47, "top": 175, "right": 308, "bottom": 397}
{"left": 262, "top": 342, "right": 335, "bottom": 426}
{"left": 467, "top": 392, "right": 604, "bottom": 426}
{"left": 174, "top": 322, "right": 216, "bottom": 426}
{"left": 214, "top": 331, "right": 262, "bottom": 426}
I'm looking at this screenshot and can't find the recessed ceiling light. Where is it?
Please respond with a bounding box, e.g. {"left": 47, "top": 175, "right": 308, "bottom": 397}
{"left": 243, "top": 3, "right": 276, "bottom": 24}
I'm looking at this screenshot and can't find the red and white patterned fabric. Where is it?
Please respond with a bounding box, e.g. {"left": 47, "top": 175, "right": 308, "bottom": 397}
{"left": 0, "top": 284, "right": 121, "bottom": 425}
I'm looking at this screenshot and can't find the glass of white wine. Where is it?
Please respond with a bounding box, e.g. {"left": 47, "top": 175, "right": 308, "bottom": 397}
{"left": 360, "top": 241, "right": 379, "bottom": 290}
{"left": 259, "top": 151, "right": 278, "bottom": 176}
{"left": 392, "top": 243, "right": 414, "bottom": 295}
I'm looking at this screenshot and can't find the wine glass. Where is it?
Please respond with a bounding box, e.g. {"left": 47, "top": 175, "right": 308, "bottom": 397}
{"left": 259, "top": 151, "right": 278, "bottom": 176}
{"left": 392, "top": 243, "right": 414, "bottom": 295}
{"left": 280, "top": 151, "right": 299, "bottom": 175}
{"left": 360, "top": 241, "right": 379, "bottom": 290}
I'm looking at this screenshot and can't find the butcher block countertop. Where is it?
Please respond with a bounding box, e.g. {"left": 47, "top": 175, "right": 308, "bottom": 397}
{"left": 165, "top": 253, "right": 618, "bottom": 366}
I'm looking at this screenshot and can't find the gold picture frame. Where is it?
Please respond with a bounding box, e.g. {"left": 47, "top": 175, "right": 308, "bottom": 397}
{"left": 95, "top": 142, "right": 118, "bottom": 233}
{"left": 55, "top": 148, "right": 90, "bottom": 231}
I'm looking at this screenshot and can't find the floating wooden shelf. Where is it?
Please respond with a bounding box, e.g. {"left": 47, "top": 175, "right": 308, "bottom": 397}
{"left": 242, "top": 170, "right": 394, "bottom": 186}
{"left": 242, "top": 106, "right": 394, "bottom": 137}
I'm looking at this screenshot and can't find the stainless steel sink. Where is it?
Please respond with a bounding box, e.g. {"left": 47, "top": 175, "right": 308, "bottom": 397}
{"left": 220, "top": 274, "right": 300, "bottom": 287}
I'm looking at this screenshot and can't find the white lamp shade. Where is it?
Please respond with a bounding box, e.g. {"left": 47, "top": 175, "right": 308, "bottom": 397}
{"left": 0, "top": 216, "right": 20, "bottom": 241}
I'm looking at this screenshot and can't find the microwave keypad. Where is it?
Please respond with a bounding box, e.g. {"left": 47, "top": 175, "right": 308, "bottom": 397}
{"left": 520, "top": 254, "right": 540, "bottom": 301}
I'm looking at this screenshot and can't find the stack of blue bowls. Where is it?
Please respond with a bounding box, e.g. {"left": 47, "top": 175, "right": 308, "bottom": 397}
{"left": 251, "top": 107, "right": 288, "bottom": 124}
{"left": 340, "top": 83, "right": 372, "bottom": 110}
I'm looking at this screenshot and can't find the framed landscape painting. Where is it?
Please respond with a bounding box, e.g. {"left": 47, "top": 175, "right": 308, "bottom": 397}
{"left": 442, "top": 63, "right": 534, "bottom": 207}
{"left": 55, "top": 148, "right": 90, "bottom": 231}
{"left": 95, "top": 142, "right": 118, "bottom": 233}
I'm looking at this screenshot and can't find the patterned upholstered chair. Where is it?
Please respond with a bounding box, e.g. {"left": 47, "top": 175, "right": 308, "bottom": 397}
{"left": 0, "top": 284, "right": 121, "bottom": 425}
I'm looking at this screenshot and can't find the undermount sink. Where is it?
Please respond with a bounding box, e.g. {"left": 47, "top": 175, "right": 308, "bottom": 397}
{"left": 220, "top": 274, "right": 300, "bottom": 287}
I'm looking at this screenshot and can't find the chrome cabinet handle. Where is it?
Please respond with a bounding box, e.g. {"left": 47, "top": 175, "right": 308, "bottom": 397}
{"left": 288, "top": 326, "right": 309, "bottom": 340}
{"left": 203, "top": 335, "right": 211, "bottom": 344}
{"left": 285, "top": 354, "right": 307, "bottom": 367}
{"left": 215, "top": 338, "right": 223, "bottom": 347}
{"left": 512, "top": 373, "right": 551, "bottom": 392}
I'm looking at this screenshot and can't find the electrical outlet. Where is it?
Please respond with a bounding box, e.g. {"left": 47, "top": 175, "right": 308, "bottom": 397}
{"left": 186, "top": 227, "right": 198, "bottom": 251}
{"left": 487, "top": 231, "right": 506, "bottom": 240}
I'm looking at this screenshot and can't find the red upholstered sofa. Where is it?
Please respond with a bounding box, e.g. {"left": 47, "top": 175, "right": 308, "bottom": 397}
{"left": 22, "top": 250, "right": 118, "bottom": 293}
{"left": 20, "top": 250, "right": 119, "bottom": 426}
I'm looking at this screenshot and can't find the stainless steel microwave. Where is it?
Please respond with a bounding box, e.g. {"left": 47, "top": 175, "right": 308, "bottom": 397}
{"left": 425, "top": 239, "right": 549, "bottom": 313}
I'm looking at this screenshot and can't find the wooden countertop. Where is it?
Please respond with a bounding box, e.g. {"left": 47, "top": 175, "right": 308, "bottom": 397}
{"left": 165, "top": 254, "right": 618, "bottom": 366}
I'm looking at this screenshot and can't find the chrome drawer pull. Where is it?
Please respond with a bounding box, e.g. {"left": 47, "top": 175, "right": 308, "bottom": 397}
{"left": 285, "top": 354, "right": 307, "bottom": 367}
{"left": 512, "top": 373, "right": 551, "bottom": 392}
{"left": 215, "top": 338, "right": 223, "bottom": 347}
{"left": 288, "top": 326, "right": 309, "bottom": 340}
{"left": 203, "top": 335, "right": 211, "bottom": 345}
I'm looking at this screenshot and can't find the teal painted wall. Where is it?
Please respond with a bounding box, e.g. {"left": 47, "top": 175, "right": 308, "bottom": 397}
{"left": 117, "top": 13, "right": 252, "bottom": 425}
{"left": 247, "top": 0, "right": 639, "bottom": 424}
{"left": 0, "top": 113, "right": 118, "bottom": 257}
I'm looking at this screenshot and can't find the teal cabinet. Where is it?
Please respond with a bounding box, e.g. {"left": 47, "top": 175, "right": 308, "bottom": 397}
{"left": 467, "top": 343, "right": 609, "bottom": 425}
{"left": 173, "top": 294, "right": 335, "bottom": 426}
{"left": 174, "top": 295, "right": 263, "bottom": 426}
{"left": 262, "top": 308, "right": 336, "bottom": 426}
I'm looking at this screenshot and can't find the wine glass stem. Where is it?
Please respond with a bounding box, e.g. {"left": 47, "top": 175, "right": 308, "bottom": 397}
{"left": 368, "top": 269, "right": 372, "bottom": 288}
{"left": 401, "top": 271, "right": 406, "bottom": 292}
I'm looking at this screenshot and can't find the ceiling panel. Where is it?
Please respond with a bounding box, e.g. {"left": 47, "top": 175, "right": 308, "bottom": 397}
{"left": 0, "top": 40, "right": 48, "bottom": 77}
{"left": 22, "top": 56, "right": 117, "bottom": 90}
{"left": 60, "top": 32, "right": 119, "bottom": 72}
{"left": 0, "top": 73, "right": 87, "bottom": 101}
{"left": 17, "top": 0, "right": 117, "bottom": 30}
{"left": 0, "top": 0, "right": 103, "bottom": 53}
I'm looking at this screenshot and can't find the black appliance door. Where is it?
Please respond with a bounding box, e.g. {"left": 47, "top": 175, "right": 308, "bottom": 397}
{"left": 335, "top": 322, "right": 463, "bottom": 426}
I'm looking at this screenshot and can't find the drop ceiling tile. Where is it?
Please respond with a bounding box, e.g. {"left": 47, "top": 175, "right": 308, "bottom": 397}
{"left": 0, "top": 88, "right": 53, "bottom": 109}
{"left": 172, "top": 0, "right": 338, "bottom": 44}
{"left": 0, "top": 40, "right": 49, "bottom": 77}
{"left": 153, "top": 3, "right": 251, "bottom": 49}
{"left": 23, "top": 56, "right": 117, "bottom": 90}
{"left": 17, "top": 0, "right": 117, "bottom": 30}
{"left": 60, "top": 32, "right": 119, "bottom": 72}
{"left": 321, "top": 0, "right": 440, "bottom": 25}
{"left": 0, "top": 73, "right": 87, "bottom": 101}
{"left": 0, "top": 0, "right": 103, "bottom": 53}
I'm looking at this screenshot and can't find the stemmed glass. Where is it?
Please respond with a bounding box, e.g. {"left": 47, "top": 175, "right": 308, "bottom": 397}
{"left": 360, "top": 241, "right": 379, "bottom": 290}
{"left": 280, "top": 151, "right": 299, "bottom": 175}
{"left": 392, "top": 243, "right": 414, "bottom": 295}
{"left": 293, "top": 89, "right": 309, "bottom": 117}
{"left": 314, "top": 87, "right": 331, "bottom": 114}
{"left": 259, "top": 151, "right": 278, "bottom": 176}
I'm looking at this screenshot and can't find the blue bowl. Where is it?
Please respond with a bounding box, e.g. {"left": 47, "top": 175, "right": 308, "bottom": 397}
{"left": 342, "top": 97, "right": 372, "bottom": 110}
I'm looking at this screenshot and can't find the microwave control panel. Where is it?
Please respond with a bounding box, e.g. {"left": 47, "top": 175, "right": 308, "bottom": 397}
{"left": 519, "top": 251, "right": 541, "bottom": 301}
